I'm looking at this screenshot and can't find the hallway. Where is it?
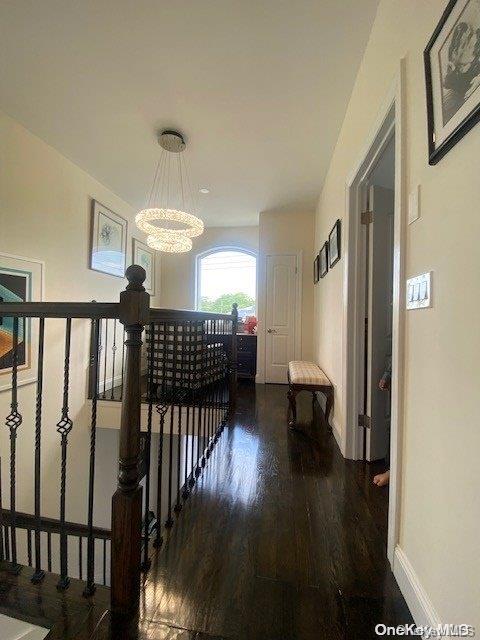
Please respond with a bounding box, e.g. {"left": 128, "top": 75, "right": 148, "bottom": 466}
{"left": 116, "top": 383, "right": 412, "bottom": 639}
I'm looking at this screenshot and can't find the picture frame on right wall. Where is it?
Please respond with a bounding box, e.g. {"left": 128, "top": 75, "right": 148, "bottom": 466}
{"left": 319, "top": 241, "right": 329, "bottom": 278}
{"left": 328, "top": 219, "right": 341, "bottom": 268}
{"left": 424, "top": 0, "right": 480, "bottom": 164}
{"left": 313, "top": 254, "right": 320, "bottom": 284}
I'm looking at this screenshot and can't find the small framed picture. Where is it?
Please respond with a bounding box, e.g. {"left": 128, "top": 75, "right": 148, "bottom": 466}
{"left": 424, "top": 0, "right": 480, "bottom": 164}
{"left": 328, "top": 219, "right": 341, "bottom": 268}
{"left": 132, "top": 238, "right": 156, "bottom": 294}
{"left": 314, "top": 255, "right": 320, "bottom": 284}
{"left": 90, "top": 200, "right": 127, "bottom": 278}
{"left": 319, "top": 242, "right": 329, "bottom": 278}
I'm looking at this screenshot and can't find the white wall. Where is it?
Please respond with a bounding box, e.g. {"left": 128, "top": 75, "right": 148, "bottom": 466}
{"left": 314, "top": 0, "right": 480, "bottom": 627}
{"left": 256, "top": 209, "right": 315, "bottom": 382}
{"left": 0, "top": 109, "right": 159, "bottom": 526}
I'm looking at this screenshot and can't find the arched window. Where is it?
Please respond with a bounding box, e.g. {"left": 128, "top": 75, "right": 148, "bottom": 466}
{"left": 196, "top": 248, "right": 257, "bottom": 317}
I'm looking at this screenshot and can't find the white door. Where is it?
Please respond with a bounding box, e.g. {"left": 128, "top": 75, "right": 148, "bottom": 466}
{"left": 366, "top": 186, "right": 394, "bottom": 461}
{"left": 265, "top": 254, "right": 297, "bottom": 384}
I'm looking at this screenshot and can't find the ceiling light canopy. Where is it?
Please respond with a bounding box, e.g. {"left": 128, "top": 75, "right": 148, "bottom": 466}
{"left": 135, "top": 130, "right": 204, "bottom": 253}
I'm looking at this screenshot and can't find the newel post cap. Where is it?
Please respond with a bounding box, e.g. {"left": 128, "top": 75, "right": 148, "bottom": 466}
{"left": 125, "top": 264, "right": 146, "bottom": 291}
{"left": 119, "top": 264, "right": 150, "bottom": 326}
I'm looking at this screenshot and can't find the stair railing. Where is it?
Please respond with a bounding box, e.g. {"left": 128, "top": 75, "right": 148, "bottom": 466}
{"left": 0, "top": 264, "right": 238, "bottom": 617}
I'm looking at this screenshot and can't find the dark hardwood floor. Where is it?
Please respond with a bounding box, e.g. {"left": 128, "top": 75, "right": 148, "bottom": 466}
{"left": 1, "top": 382, "right": 410, "bottom": 639}
{"left": 97, "top": 382, "right": 411, "bottom": 639}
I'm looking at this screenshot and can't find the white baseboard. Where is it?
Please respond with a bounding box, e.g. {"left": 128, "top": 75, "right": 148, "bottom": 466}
{"left": 330, "top": 419, "right": 343, "bottom": 452}
{"left": 393, "top": 546, "right": 441, "bottom": 629}
{"left": 314, "top": 391, "right": 343, "bottom": 452}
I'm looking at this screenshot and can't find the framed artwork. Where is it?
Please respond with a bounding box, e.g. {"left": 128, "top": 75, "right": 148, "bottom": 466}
{"left": 90, "top": 200, "right": 127, "bottom": 277}
{"left": 0, "top": 253, "right": 44, "bottom": 392}
{"left": 132, "top": 238, "right": 155, "bottom": 294}
{"left": 328, "top": 219, "right": 341, "bottom": 268}
{"left": 319, "top": 241, "right": 329, "bottom": 278}
{"left": 424, "top": 0, "right": 480, "bottom": 164}
{"left": 313, "top": 255, "right": 320, "bottom": 284}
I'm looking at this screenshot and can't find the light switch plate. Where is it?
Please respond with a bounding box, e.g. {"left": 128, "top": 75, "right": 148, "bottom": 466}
{"left": 406, "top": 272, "right": 432, "bottom": 309}
{"left": 408, "top": 185, "right": 420, "bottom": 224}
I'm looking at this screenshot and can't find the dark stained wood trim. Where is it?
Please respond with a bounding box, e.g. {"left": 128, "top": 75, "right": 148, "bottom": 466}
{"left": 1, "top": 509, "right": 111, "bottom": 540}
{"left": 149, "top": 307, "right": 235, "bottom": 322}
{"left": 0, "top": 301, "right": 121, "bottom": 319}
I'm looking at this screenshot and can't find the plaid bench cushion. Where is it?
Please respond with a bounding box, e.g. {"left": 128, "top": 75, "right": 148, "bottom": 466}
{"left": 288, "top": 361, "right": 331, "bottom": 386}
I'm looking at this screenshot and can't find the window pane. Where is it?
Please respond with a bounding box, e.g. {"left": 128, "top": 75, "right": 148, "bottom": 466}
{"left": 198, "top": 250, "right": 256, "bottom": 316}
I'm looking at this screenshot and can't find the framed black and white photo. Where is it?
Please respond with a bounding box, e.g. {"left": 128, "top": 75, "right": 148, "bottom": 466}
{"left": 319, "top": 242, "right": 329, "bottom": 278}
{"left": 132, "top": 238, "right": 156, "bottom": 294}
{"left": 328, "top": 219, "right": 341, "bottom": 268}
{"left": 314, "top": 255, "right": 320, "bottom": 284}
{"left": 90, "top": 200, "right": 128, "bottom": 278}
{"left": 425, "top": 0, "right": 480, "bottom": 164}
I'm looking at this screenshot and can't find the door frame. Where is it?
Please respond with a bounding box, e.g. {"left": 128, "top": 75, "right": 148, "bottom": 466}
{"left": 257, "top": 250, "right": 303, "bottom": 384}
{"left": 342, "top": 60, "right": 406, "bottom": 565}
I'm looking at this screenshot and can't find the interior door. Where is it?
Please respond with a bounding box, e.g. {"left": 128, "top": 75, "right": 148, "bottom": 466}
{"left": 366, "top": 185, "right": 394, "bottom": 461}
{"left": 265, "top": 254, "right": 297, "bottom": 384}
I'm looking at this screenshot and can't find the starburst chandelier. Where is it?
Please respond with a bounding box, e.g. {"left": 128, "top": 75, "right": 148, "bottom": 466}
{"left": 136, "top": 130, "right": 204, "bottom": 253}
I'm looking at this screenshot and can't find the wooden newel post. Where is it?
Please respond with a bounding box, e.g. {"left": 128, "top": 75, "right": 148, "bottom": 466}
{"left": 229, "top": 303, "right": 238, "bottom": 420}
{"left": 111, "top": 265, "right": 150, "bottom": 615}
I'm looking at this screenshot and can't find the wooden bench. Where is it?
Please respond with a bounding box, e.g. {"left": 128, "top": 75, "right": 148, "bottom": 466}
{"left": 287, "top": 361, "right": 334, "bottom": 429}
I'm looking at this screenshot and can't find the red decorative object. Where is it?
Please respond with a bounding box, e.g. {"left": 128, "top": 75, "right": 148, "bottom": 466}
{"left": 244, "top": 316, "right": 257, "bottom": 334}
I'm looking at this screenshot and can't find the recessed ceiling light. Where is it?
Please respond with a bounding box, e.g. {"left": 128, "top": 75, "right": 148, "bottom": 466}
{"left": 199, "top": 188, "right": 210, "bottom": 194}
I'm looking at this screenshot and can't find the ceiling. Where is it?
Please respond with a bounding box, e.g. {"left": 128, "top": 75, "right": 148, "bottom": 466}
{"left": 0, "top": 1, "right": 379, "bottom": 227}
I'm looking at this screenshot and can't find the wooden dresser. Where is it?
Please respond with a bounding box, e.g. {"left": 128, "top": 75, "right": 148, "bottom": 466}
{"left": 236, "top": 333, "right": 257, "bottom": 380}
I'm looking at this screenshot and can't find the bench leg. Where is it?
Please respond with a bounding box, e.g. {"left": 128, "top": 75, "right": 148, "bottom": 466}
{"left": 287, "top": 387, "right": 299, "bottom": 428}
{"left": 325, "top": 388, "right": 334, "bottom": 432}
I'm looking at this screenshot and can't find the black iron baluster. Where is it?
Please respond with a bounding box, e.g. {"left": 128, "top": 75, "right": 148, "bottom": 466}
{"left": 27, "top": 529, "right": 32, "bottom": 566}
{"left": 154, "top": 322, "right": 168, "bottom": 547}
{"left": 198, "top": 322, "right": 206, "bottom": 473}
{"left": 110, "top": 319, "right": 118, "bottom": 400}
{"left": 165, "top": 322, "right": 178, "bottom": 529}
{"left": 190, "top": 322, "right": 200, "bottom": 487}
{"left": 206, "top": 327, "right": 213, "bottom": 459}
{"left": 47, "top": 532, "right": 52, "bottom": 572}
{"left": 183, "top": 322, "right": 191, "bottom": 500}
{"left": 32, "top": 318, "right": 45, "bottom": 583}
{"left": 103, "top": 539, "right": 107, "bottom": 585}
{"left": 103, "top": 319, "right": 108, "bottom": 399}
{"left": 6, "top": 317, "right": 22, "bottom": 574}
{"left": 174, "top": 322, "right": 185, "bottom": 513}
{"left": 79, "top": 536, "right": 83, "bottom": 580}
{"left": 84, "top": 318, "right": 100, "bottom": 596}
{"left": 4, "top": 524, "right": 10, "bottom": 562}
{"left": 120, "top": 327, "right": 126, "bottom": 400}
{"left": 57, "top": 318, "right": 73, "bottom": 590}
{"left": 142, "top": 322, "right": 155, "bottom": 570}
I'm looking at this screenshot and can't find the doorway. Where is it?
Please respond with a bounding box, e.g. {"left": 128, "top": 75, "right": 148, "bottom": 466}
{"left": 342, "top": 61, "right": 406, "bottom": 566}
{"left": 363, "top": 137, "right": 395, "bottom": 463}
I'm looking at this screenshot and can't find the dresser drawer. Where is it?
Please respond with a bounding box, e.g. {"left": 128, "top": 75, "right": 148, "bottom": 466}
{"left": 236, "top": 334, "right": 257, "bottom": 379}
{"left": 237, "top": 334, "right": 257, "bottom": 353}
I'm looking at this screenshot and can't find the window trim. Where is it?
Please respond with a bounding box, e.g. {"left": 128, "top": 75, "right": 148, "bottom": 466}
{"left": 195, "top": 246, "right": 257, "bottom": 313}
